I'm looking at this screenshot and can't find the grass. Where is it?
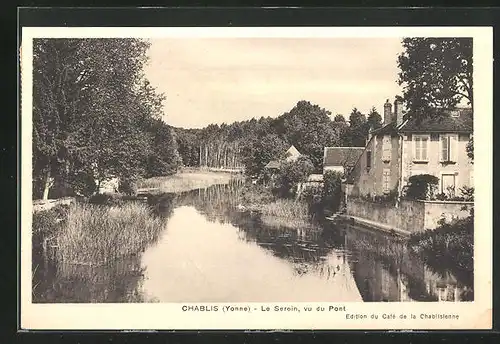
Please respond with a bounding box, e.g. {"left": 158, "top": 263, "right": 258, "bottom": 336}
{"left": 137, "top": 171, "right": 238, "bottom": 193}
{"left": 260, "top": 199, "right": 309, "bottom": 219}
{"left": 55, "top": 202, "right": 166, "bottom": 265}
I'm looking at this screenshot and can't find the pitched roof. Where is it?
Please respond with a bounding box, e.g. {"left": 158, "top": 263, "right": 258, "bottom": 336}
{"left": 264, "top": 160, "right": 281, "bottom": 169}
{"left": 370, "top": 122, "right": 399, "bottom": 136}
{"left": 286, "top": 145, "right": 301, "bottom": 156}
{"left": 323, "top": 147, "right": 364, "bottom": 167}
{"left": 399, "top": 107, "right": 473, "bottom": 133}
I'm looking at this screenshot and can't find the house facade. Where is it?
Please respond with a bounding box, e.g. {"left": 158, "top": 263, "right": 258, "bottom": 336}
{"left": 349, "top": 98, "right": 473, "bottom": 199}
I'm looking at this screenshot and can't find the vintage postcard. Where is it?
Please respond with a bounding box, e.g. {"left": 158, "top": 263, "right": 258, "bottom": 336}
{"left": 20, "top": 26, "right": 492, "bottom": 330}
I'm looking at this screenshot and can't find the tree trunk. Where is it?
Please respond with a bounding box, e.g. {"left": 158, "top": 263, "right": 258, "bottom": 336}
{"left": 42, "top": 170, "right": 52, "bottom": 200}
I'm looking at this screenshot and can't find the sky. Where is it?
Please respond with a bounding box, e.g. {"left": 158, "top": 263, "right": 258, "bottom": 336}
{"left": 144, "top": 37, "right": 405, "bottom": 129}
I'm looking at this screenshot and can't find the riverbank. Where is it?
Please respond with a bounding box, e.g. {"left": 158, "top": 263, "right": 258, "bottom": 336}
{"left": 234, "top": 183, "right": 313, "bottom": 228}
{"left": 137, "top": 170, "right": 240, "bottom": 194}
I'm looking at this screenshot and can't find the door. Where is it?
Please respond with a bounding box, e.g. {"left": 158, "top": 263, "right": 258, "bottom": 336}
{"left": 441, "top": 174, "right": 456, "bottom": 196}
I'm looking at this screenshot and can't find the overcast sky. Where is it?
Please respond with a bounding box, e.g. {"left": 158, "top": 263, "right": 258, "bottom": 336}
{"left": 144, "top": 37, "right": 405, "bottom": 129}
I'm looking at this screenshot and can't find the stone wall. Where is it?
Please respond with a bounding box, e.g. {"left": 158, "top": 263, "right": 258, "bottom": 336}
{"left": 346, "top": 197, "right": 425, "bottom": 233}
{"left": 346, "top": 197, "right": 473, "bottom": 233}
{"left": 423, "top": 200, "right": 473, "bottom": 229}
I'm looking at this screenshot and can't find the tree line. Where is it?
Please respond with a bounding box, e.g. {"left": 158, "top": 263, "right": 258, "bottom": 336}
{"left": 173, "top": 101, "right": 383, "bottom": 176}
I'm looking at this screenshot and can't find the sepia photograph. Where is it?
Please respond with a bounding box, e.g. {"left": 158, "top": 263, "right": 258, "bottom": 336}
{"left": 20, "top": 25, "right": 492, "bottom": 330}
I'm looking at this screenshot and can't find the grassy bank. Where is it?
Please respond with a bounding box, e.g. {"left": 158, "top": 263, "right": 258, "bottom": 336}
{"left": 137, "top": 170, "right": 239, "bottom": 194}
{"left": 236, "top": 183, "right": 312, "bottom": 228}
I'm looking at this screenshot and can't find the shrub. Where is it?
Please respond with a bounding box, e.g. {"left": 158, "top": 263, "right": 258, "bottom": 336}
{"left": 275, "top": 156, "right": 314, "bottom": 197}
{"left": 322, "top": 170, "right": 343, "bottom": 211}
{"left": 460, "top": 186, "right": 474, "bottom": 202}
{"left": 403, "top": 174, "right": 439, "bottom": 200}
{"left": 88, "top": 193, "right": 124, "bottom": 206}
{"left": 118, "top": 177, "right": 138, "bottom": 196}
{"left": 373, "top": 187, "right": 399, "bottom": 205}
{"left": 32, "top": 205, "right": 70, "bottom": 237}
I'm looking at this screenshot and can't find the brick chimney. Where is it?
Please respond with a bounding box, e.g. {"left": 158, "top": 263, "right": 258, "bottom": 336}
{"left": 383, "top": 99, "right": 392, "bottom": 125}
{"left": 394, "top": 98, "right": 404, "bottom": 127}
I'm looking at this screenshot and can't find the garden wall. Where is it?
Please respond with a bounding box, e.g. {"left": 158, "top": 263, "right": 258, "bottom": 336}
{"left": 423, "top": 200, "right": 473, "bottom": 229}
{"left": 346, "top": 197, "right": 473, "bottom": 233}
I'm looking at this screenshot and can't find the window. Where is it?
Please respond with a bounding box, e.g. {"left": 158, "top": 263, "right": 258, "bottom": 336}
{"left": 383, "top": 169, "right": 391, "bottom": 193}
{"left": 366, "top": 150, "right": 372, "bottom": 170}
{"left": 414, "top": 135, "right": 429, "bottom": 161}
{"left": 382, "top": 136, "right": 391, "bottom": 161}
{"left": 440, "top": 134, "right": 457, "bottom": 162}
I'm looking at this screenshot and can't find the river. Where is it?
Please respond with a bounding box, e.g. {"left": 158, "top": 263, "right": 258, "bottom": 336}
{"left": 32, "top": 180, "right": 473, "bottom": 303}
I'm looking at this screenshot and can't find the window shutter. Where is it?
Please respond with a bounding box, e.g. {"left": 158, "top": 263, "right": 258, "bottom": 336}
{"left": 440, "top": 135, "right": 447, "bottom": 161}
{"left": 382, "top": 136, "right": 391, "bottom": 161}
{"left": 451, "top": 134, "right": 458, "bottom": 162}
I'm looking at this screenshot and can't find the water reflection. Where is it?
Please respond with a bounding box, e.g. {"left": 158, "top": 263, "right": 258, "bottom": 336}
{"left": 140, "top": 206, "right": 362, "bottom": 302}
{"left": 32, "top": 181, "right": 473, "bottom": 303}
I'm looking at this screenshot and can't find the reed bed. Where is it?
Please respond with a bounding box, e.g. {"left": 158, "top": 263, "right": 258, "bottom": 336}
{"left": 56, "top": 202, "right": 166, "bottom": 265}
{"left": 260, "top": 199, "right": 309, "bottom": 219}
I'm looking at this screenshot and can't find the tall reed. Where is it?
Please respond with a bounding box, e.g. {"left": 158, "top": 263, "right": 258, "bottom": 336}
{"left": 260, "top": 199, "right": 309, "bottom": 219}
{"left": 56, "top": 202, "right": 166, "bottom": 265}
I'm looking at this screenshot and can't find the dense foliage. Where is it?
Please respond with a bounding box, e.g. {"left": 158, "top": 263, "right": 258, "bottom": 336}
{"left": 398, "top": 37, "right": 474, "bottom": 161}
{"left": 397, "top": 37, "right": 473, "bottom": 118}
{"left": 407, "top": 214, "right": 474, "bottom": 296}
{"left": 275, "top": 156, "right": 315, "bottom": 198}
{"left": 33, "top": 38, "right": 180, "bottom": 199}
{"left": 402, "top": 174, "right": 439, "bottom": 200}
{"left": 322, "top": 170, "right": 343, "bottom": 212}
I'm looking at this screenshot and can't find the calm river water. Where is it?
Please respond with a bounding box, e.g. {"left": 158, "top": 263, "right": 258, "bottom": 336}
{"left": 32, "top": 181, "right": 473, "bottom": 303}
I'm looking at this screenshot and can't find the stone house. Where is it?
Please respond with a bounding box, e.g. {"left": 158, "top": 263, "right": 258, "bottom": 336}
{"left": 348, "top": 98, "right": 473, "bottom": 199}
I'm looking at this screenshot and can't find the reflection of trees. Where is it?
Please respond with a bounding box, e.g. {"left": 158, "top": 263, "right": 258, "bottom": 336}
{"left": 342, "top": 225, "right": 471, "bottom": 302}
{"left": 145, "top": 183, "right": 472, "bottom": 303}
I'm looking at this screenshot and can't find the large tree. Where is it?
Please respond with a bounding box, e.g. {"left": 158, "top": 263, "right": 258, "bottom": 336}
{"left": 366, "top": 107, "right": 382, "bottom": 130}
{"left": 241, "top": 133, "right": 289, "bottom": 177}
{"left": 344, "top": 108, "right": 367, "bottom": 147}
{"left": 275, "top": 101, "right": 342, "bottom": 171}
{"left": 397, "top": 37, "right": 473, "bottom": 117}
{"left": 397, "top": 37, "right": 474, "bottom": 162}
{"left": 33, "top": 38, "right": 175, "bottom": 198}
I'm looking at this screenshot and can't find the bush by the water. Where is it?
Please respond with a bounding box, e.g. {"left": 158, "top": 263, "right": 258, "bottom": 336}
{"left": 322, "top": 170, "right": 343, "bottom": 211}
{"left": 274, "top": 156, "right": 314, "bottom": 197}
{"left": 32, "top": 205, "right": 70, "bottom": 240}
{"left": 54, "top": 203, "right": 166, "bottom": 265}
{"left": 118, "top": 177, "right": 139, "bottom": 196}
{"left": 238, "top": 183, "right": 275, "bottom": 207}
{"left": 407, "top": 214, "right": 474, "bottom": 287}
